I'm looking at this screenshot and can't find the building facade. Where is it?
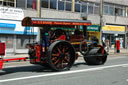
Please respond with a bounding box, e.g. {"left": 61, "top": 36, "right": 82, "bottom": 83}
{"left": 0, "top": 0, "right": 128, "bottom": 54}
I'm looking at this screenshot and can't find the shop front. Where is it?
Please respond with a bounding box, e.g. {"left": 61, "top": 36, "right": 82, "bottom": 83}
{"left": 102, "top": 25, "right": 126, "bottom": 48}
{"left": 0, "top": 7, "right": 38, "bottom": 55}
{"left": 87, "top": 25, "right": 100, "bottom": 43}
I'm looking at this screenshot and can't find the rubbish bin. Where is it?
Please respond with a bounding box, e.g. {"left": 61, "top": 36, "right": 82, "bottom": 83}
{"left": 116, "top": 40, "right": 120, "bottom": 53}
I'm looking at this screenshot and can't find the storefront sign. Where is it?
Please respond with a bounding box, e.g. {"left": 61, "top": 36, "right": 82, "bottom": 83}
{"left": 0, "top": 23, "right": 16, "bottom": 28}
{"left": 0, "top": 7, "right": 24, "bottom": 20}
{"left": 103, "top": 25, "right": 125, "bottom": 32}
{"left": 87, "top": 25, "right": 100, "bottom": 32}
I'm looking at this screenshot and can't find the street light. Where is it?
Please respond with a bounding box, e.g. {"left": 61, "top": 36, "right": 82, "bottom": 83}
{"left": 100, "top": 0, "right": 103, "bottom": 44}
{"left": 37, "top": 0, "right": 41, "bottom": 42}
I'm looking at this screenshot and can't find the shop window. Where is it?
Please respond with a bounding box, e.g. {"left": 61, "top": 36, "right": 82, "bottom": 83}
{"left": 27, "top": 0, "right": 37, "bottom": 9}
{"left": 75, "top": 3, "right": 80, "bottom": 12}
{"left": 1, "top": 35, "right": 13, "bottom": 48}
{"left": 58, "top": 1, "right": 64, "bottom": 10}
{"left": 0, "top": 1, "right": 2, "bottom": 5}
{"left": 81, "top": 4, "right": 87, "bottom": 13}
{"left": 41, "top": 0, "right": 49, "bottom": 8}
{"left": 65, "top": 2, "right": 71, "bottom": 11}
{"left": 50, "top": 0, "right": 57, "bottom": 9}
{"left": 16, "top": 35, "right": 36, "bottom": 49}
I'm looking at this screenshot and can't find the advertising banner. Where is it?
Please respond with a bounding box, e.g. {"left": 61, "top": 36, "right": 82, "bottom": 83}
{"left": 0, "top": 7, "right": 24, "bottom": 20}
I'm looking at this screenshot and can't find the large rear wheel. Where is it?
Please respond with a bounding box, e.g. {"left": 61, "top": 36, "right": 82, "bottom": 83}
{"left": 47, "top": 41, "right": 76, "bottom": 71}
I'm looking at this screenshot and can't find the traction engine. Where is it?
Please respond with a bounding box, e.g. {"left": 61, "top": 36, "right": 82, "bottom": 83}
{"left": 0, "top": 17, "right": 108, "bottom": 71}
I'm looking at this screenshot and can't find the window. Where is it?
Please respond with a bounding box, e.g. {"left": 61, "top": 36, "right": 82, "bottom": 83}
{"left": 127, "top": 8, "right": 128, "bottom": 16}
{"left": 0, "top": 1, "right": 2, "bottom": 5}
{"left": 41, "top": 0, "right": 49, "bottom": 8}
{"left": 27, "top": 0, "right": 37, "bottom": 9}
{"left": 50, "top": 0, "right": 57, "bottom": 9}
{"left": 120, "top": 8, "right": 125, "bottom": 16}
{"left": 104, "top": 5, "right": 109, "bottom": 14}
{"left": 109, "top": 6, "right": 114, "bottom": 15}
{"left": 66, "top": 1, "right": 71, "bottom": 11}
{"left": 58, "top": 1, "right": 64, "bottom": 10}
{"left": 94, "top": 4, "right": 99, "bottom": 14}
{"left": 88, "top": 5, "right": 93, "bottom": 14}
{"left": 75, "top": 3, "right": 80, "bottom": 12}
{"left": 1, "top": 0, "right": 16, "bottom": 7}
{"left": 81, "top": 3, "right": 87, "bottom": 13}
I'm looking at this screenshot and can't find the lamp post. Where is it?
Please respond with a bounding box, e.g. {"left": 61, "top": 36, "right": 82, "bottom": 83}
{"left": 37, "top": 0, "right": 41, "bottom": 42}
{"left": 100, "top": 0, "right": 104, "bottom": 44}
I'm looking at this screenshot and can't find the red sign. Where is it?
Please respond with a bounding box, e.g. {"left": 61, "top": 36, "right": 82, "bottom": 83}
{"left": 32, "top": 21, "right": 91, "bottom": 26}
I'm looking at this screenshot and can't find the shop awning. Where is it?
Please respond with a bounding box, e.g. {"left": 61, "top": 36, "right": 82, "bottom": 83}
{"left": 22, "top": 17, "right": 92, "bottom": 27}
{"left": 103, "top": 25, "right": 125, "bottom": 32}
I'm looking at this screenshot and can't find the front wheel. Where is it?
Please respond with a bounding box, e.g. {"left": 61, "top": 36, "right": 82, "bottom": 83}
{"left": 47, "top": 41, "right": 76, "bottom": 71}
{"left": 84, "top": 48, "right": 108, "bottom": 65}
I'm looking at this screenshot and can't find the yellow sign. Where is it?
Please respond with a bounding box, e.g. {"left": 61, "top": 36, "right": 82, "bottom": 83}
{"left": 88, "top": 31, "right": 100, "bottom": 43}
{"left": 103, "top": 25, "right": 125, "bottom": 32}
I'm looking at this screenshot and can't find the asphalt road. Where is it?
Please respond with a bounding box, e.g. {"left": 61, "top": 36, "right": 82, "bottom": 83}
{"left": 0, "top": 56, "right": 128, "bottom": 85}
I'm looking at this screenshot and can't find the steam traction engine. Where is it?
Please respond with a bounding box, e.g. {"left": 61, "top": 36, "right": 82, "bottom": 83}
{"left": 21, "top": 17, "right": 108, "bottom": 71}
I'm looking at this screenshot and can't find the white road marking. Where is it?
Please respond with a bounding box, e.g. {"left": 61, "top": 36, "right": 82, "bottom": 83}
{"left": 122, "top": 65, "right": 128, "bottom": 67}
{"left": 108, "top": 56, "right": 127, "bottom": 60}
{"left": 126, "top": 79, "right": 128, "bottom": 82}
{"left": 0, "top": 63, "right": 128, "bottom": 83}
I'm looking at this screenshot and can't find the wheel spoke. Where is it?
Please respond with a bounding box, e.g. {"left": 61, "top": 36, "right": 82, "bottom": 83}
{"left": 52, "top": 53, "right": 59, "bottom": 57}
{"left": 52, "top": 49, "right": 58, "bottom": 54}
{"left": 54, "top": 59, "right": 60, "bottom": 65}
{"left": 60, "top": 60, "right": 64, "bottom": 68}
{"left": 51, "top": 57, "right": 57, "bottom": 61}
{"left": 64, "top": 47, "right": 69, "bottom": 53}
{"left": 57, "top": 47, "right": 62, "bottom": 54}
{"left": 64, "top": 57, "right": 70, "bottom": 62}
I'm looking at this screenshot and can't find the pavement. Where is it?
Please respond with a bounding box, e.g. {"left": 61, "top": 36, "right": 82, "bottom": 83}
{"left": 2, "top": 48, "right": 128, "bottom": 60}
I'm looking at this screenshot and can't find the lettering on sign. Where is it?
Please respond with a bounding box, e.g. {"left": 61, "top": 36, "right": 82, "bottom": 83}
{"left": 0, "top": 7, "right": 24, "bottom": 20}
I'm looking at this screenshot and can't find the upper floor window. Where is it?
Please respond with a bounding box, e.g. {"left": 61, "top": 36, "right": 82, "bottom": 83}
{"left": 50, "top": 0, "right": 57, "bottom": 9}
{"left": 115, "top": 6, "right": 125, "bottom": 16}
{"left": 58, "top": 0, "right": 64, "bottom": 10}
{"left": 0, "top": 0, "right": 16, "bottom": 7}
{"left": 81, "top": 3, "right": 87, "bottom": 13}
{"left": 75, "top": 2, "right": 81, "bottom": 12}
{"left": 66, "top": 1, "right": 72, "bottom": 11}
{"left": 103, "top": 5, "right": 109, "bottom": 15}
{"left": 27, "top": 0, "right": 37, "bottom": 9}
{"left": 41, "top": 0, "right": 49, "bottom": 8}
{"left": 94, "top": 3, "right": 99, "bottom": 14}
{"left": 127, "top": 8, "right": 128, "bottom": 17}
{"left": 108, "top": 6, "right": 114, "bottom": 15}
{"left": 103, "top": 3, "right": 126, "bottom": 17}
{"left": 88, "top": 3, "right": 94, "bottom": 14}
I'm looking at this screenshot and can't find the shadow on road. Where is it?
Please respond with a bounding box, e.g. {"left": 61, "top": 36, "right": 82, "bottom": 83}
{"left": 0, "top": 62, "right": 103, "bottom": 76}
{"left": 0, "top": 65, "right": 53, "bottom": 76}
